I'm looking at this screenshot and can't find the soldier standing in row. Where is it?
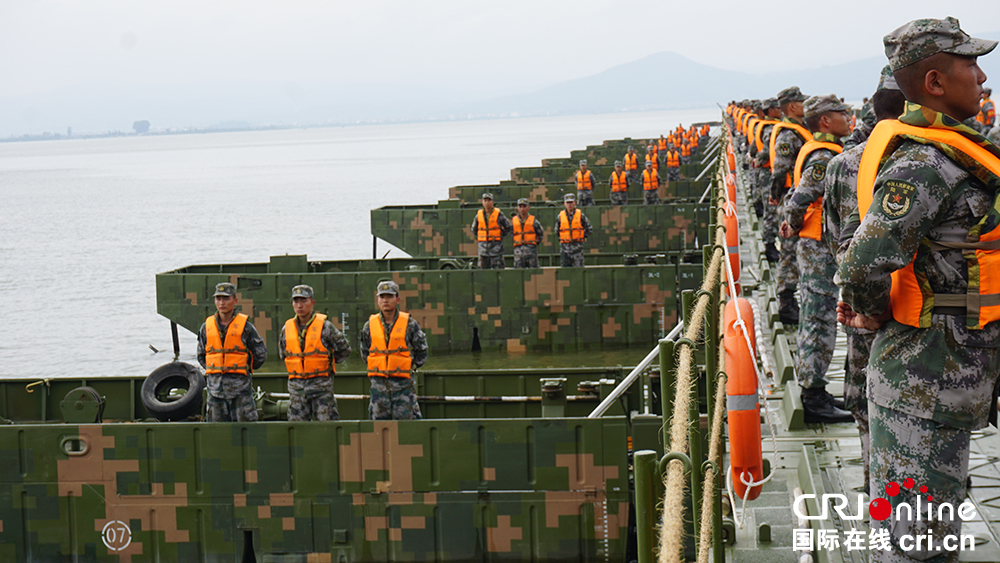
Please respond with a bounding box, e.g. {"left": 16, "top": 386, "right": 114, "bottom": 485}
{"left": 769, "top": 86, "right": 811, "bottom": 325}
{"left": 825, "top": 65, "right": 907, "bottom": 491}
{"left": 838, "top": 18, "right": 998, "bottom": 561}
{"left": 781, "top": 94, "right": 854, "bottom": 424}
{"left": 608, "top": 161, "right": 630, "bottom": 205}
{"left": 641, "top": 160, "right": 661, "bottom": 205}
{"left": 471, "top": 192, "right": 512, "bottom": 269}
{"left": 663, "top": 147, "right": 681, "bottom": 182}
{"left": 754, "top": 98, "right": 782, "bottom": 262}
{"left": 279, "top": 285, "right": 351, "bottom": 421}
{"left": 197, "top": 282, "right": 267, "bottom": 422}
{"left": 359, "top": 280, "right": 428, "bottom": 420}
{"left": 512, "top": 198, "right": 544, "bottom": 268}
{"left": 575, "top": 160, "right": 597, "bottom": 206}
{"left": 556, "top": 193, "right": 592, "bottom": 267}
{"left": 623, "top": 145, "right": 640, "bottom": 185}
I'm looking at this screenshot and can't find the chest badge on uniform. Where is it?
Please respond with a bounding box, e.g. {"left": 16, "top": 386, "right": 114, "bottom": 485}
{"left": 778, "top": 143, "right": 792, "bottom": 157}
{"left": 810, "top": 163, "right": 826, "bottom": 183}
{"left": 881, "top": 179, "right": 916, "bottom": 218}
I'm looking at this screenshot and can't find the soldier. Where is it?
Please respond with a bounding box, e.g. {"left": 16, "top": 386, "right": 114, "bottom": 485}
{"left": 575, "top": 160, "right": 597, "bottom": 206}
{"left": 623, "top": 145, "right": 640, "bottom": 185}
{"left": 780, "top": 94, "right": 854, "bottom": 424}
{"left": 641, "top": 160, "right": 661, "bottom": 205}
{"left": 754, "top": 98, "right": 783, "bottom": 261}
{"left": 279, "top": 285, "right": 351, "bottom": 421}
{"left": 470, "top": 192, "right": 512, "bottom": 269}
{"left": 770, "top": 86, "right": 811, "bottom": 325}
{"left": 608, "top": 160, "right": 630, "bottom": 205}
{"left": 197, "top": 282, "right": 267, "bottom": 422}
{"left": 837, "top": 18, "right": 998, "bottom": 561}
{"left": 512, "top": 198, "right": 544, "bottom": 268}
{"left": 824, "top": 66, "right": 908, "bottom": 490}
{"left": 644, "top": 144, "right": 659, "bottom": 172}
{"left": 979, "top": 86, "right": 995, "bottom": 128}
{"left": 663, "top": 146, "right": 681, "bottom": 182}
{"left": 556, "top": 193, "right": 592, "bottom": 267}
{"left": 359, "top": 280, "right": 429, "bottom": 420}
{"left": 657, "top": 134, "right": 668, "bottom": 153}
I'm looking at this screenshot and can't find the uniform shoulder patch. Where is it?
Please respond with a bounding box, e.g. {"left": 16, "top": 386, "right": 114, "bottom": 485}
{"left": 809, "top": 162, "right": 826, "bottom": 183}
{"left": 778, "top": 143, "right": 792, "bottom": 156}
{"left": 880, "top": 179, "right": 916, "bottom": 218}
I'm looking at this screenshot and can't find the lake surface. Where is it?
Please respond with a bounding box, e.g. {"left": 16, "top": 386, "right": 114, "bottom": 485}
{"left": 0, "top": 108, "right": 719, "bottom": 379}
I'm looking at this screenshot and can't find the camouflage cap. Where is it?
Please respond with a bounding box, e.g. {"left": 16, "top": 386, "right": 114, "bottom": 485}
{"left": 516, "top": 198, "right": 530, "bottom": 206}
{"left": 803, "top": 94, "right": 851, "bottom": 118}
{"left": 563, "top": 193, "right": 576, "bottom": 202}
{"left": 614, "top": 160, "right": 622, "bottom": 166}
{"left": 763, "top": 98, "right": 779, "bottom": 109}
{"left": 627, "top": 145, "right": 634, "bottom": 150}
{"left": 481, "top": 192, "right": 493, "bottom": 200}
{"left": 645, "top": 160, "right": 653, "bottom": 166}
{"left": 291, "top": 284, "right": 314, "bottom": 300}
{"left": 213, "top": 282, "right": 236, "bottom": 297}
{"left": 884, "top": 17, "right": 997, "bottom": 71}
{"left": 579, "top": 159, "right": 587, "bottom": 165}
{"left": 876, "top": 65, "right": 900, "bottom": 92}
{"left": 375, "top": 280, "right": 399, "bottom": 296}
{"left": 777, "top": 86, "right": 807, "bottom": 104}
{"left": 987, "top": 87, "right": 993, "bottom": 96}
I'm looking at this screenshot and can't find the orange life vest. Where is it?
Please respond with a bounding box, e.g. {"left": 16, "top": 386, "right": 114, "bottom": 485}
{"left": 512, "top": 214, "right": 538, "bottom": 246}
{"left": 610, "top": 170, "right": 628, "bottom": 192}
{"left": 792, "top": 140, "right": 842, "bottom": 241}
{"left": 558, "top": 209, "right": 585, "bottom": 243}
{"left": 857, "top": 119, "right": 1000, "bottom": 329}
{"left": 665, "top": 151, "right": 680, "bottom": 168}
{"left": 367, "top": 312, "right": 412, "bottom": 378}
{"left": 745, "top": 118, "right": 759, "bottom": 144}
{"left": 205, "top": 313, "right": 251, "bottom": 375}
{"left": 624, "top": 153, "right": 638, "bottom": 171}
{"left": 575, "top": 170, "right": 594, "bottom": 190}
{"left": 645, "top": 153, "right": 658, "bottom": 170}
{"left": 283, "top": 313, "right": 333, "bottom": 379}
{"left": 476, "top": 208, "right": 502, "bottom": 242}
{"left": 680, "top": 144, "right": 691, "bottom": 158}
{"left": 977, "top": 98, "right": 995, "bottom": 125}
{"left": 658, "top": 138, "right": 667, "bottom": 151}
{"left": 642, "top": 169, "right": 659, "bottom": 191}
{"left": 768, "top": 121, "right": 811, "bottom": 188}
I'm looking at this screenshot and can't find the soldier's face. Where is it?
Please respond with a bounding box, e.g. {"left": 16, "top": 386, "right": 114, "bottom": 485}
{"left": 826, "top": 111, "right": 852, "bottom": 138}
{"left": 215, "top": 295, "right": 236, "bottom": 315}
{"left": 482, "top": 198, "right": 494, "bottom": 212}
{"left": 292, "top": 296, "right": 314, "bottom": 318}
{"left": 377, "top": 293, "right": 399, "bottom": 315}
{"left": 940, "top": 55, "right": 987, "bottom": 120}
{"left": 564, "top": 200, "right": 576, "bottom": 213}
{"left": 517, "top": 203, "right": 529, "bottom": 217}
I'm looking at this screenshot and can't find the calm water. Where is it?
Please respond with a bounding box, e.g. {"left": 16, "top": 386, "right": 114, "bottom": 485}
{"left": 0, "top": 108, "right": 718, "bottom": 379}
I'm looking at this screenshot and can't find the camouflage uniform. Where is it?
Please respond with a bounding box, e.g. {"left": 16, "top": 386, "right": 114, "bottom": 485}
{"left": 988, "top": 123, "right": 1000, "bottom": 145}
{"left": 359, "top": 311, "right": 429, "bottom": 420}
{"left": 470, "top": 204, "right": 513, "bottom": 269}
{"left": 197, "top": 313, "right": 267, "bottom": 422}
{"left": 823, "top": 140, "right": 873, "bottom": 483}
{"left": 770, "top": 117, "right": 807, "bottom": 320}
{"left": 575, "top": 165, "right": 598, "bottom": 207}
{"left": 608, "top": 168, "right": 629, "bottom": 206}
{"left": 278, "top": 314, "right": 352, "bottom": 421}
{"left": 755, "top": 122, "right": 778, "bottom": 245}
{"left": 839, "top": 95, "right": 1000, "bottom": 561}
{"left": 555, "top": 205, "right": 593, "bottom": 268}
{"left": 512, "top": 211, "right": 544, "bottom": 269}
{"left": 785, "top": 133, "right": 840, "bottom": 390}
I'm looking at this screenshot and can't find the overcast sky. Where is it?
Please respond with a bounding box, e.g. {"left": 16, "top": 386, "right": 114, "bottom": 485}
{"left": 1, "top": 1, "right": 999, "bottom": 134}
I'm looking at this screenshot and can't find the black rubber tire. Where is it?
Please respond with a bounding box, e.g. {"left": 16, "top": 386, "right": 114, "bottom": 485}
{"left": 141, "top": 362, "right": 205, "bottom": 421}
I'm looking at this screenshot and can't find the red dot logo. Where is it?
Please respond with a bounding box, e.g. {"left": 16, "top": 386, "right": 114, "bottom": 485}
{"left": 927, "top": 496, "right": 933, "bottom": 502}
{"left": 903, "top": 478, "right": 915, "bottom": 489}
{"left": 885, "top": 481, "right": 900, "bottom": 497}
{"left": 919, "top": 485, "right": 927, "bottom": 494}
{"left": 869, "top": 498, "right": 891, "bottom": 521}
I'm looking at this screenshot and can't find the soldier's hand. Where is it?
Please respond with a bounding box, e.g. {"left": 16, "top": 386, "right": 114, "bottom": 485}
{"left": 779, "top": 221, "right": 794, "bottom": 239}
{"left": 837, "top": 302, "right": 888, "bottom": 330}
{"left": 768, "top": 197, "right": 779, "bottom": 206}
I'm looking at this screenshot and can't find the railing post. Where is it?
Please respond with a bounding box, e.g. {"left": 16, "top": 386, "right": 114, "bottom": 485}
{"left": 634, "top": 450, "right": 659, "bottom": 563}
{"left": 659, "top": 339, "right": 675, "bottom": 449}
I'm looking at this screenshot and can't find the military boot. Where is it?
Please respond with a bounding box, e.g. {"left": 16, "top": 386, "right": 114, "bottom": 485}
{"left": 778, "top": 289, "right": 799, "bottom": 326}
{"left": 764, "top": 242, "right": 780, "bottom": 264}
{"left": 801, "top": 387, "right": 854, "bottom": 424}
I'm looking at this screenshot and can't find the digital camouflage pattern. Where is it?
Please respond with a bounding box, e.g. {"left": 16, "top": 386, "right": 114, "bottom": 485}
{"left": 771, "top": 122, "right": 806, "bottom": 296}
{"left": 197, "top": 315, "right": 267, "bottom": 422}
{"left": 755, "top": 123, "right": 778, "bottom": 246}
{"left": 786, "top": 144, "right": 840, "bottom": 388}
{"left": 471, "top": 208, "right": 513, "bottom": 269}
{"left": 609, "top": 191, "right": 628, "bottom": 206}
{"left": 845, "top": 326, "right": 874, "bottom": 484}
{"left": 643, "top": 190, "right": 659, "bottom": 205}
{"left": 513, "top": 244, "right": 540, "bottom": 269}
{"left": 369, "top": 376, "right": 422, "bottom": 420}
{"left": 556, "top": 209, "right": 592, "bottom": 268}
{"left": 0, "top": 417, "right": 630, "bottom": 562}
{"left": 287, "top": 376, "right": 340, "bottom": 421}
{"left": 359, "top": 312, "right": 429, "bottom": 373}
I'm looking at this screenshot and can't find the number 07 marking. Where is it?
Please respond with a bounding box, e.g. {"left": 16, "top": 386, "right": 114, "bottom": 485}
{"left": 102, "top": 520, "right": 131, "bottom": 551}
